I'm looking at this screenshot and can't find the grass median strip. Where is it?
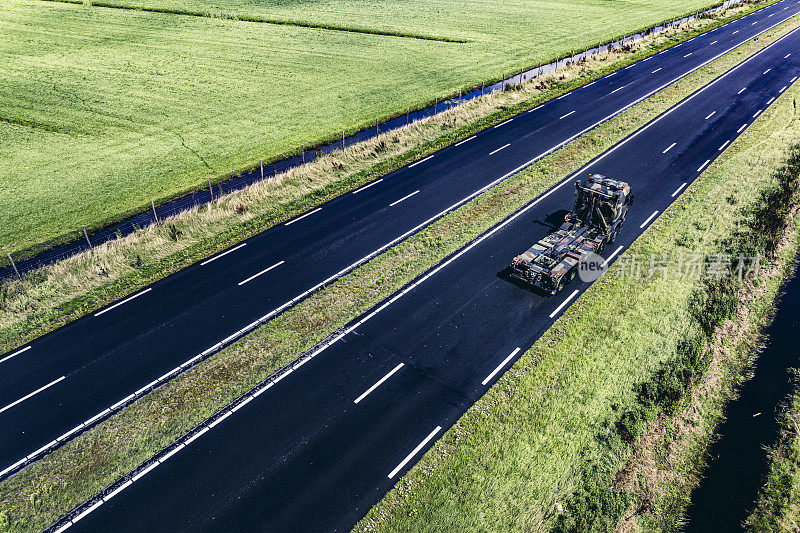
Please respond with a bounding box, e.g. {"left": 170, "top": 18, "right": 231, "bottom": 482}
{"left": 1, "top": 12, "right": 798, "bottom": 532}
{"left": 0, "top": 0, "right": 781, "bottom": 358}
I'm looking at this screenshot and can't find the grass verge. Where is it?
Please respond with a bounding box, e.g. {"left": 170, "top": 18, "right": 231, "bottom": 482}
{"left": 0, "top": 0, "right": 781, "bottom": 359}
{"left": 0, "top": 11, "right": 797, "bottom": 532}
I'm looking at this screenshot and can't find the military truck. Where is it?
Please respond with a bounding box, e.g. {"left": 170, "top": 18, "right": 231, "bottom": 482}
{"left": 510, "top": 174, "right": 633, "bottom": 295}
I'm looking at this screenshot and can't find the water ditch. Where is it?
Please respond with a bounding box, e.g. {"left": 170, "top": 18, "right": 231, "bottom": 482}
{"left": 0, "top": 0, "right": 746, "bottom": 280}
{"left": 683, "top": 256, "right": 800, "bottom": 531}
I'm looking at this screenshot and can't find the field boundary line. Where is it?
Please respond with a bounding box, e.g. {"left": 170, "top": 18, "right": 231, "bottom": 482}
{"left": 39, "top": 0, "right": 468, "bottom": 42}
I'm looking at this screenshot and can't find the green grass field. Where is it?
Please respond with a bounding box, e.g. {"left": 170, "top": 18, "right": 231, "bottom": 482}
{"left": 1, "top": 0, "right": 717, "bottom": 257}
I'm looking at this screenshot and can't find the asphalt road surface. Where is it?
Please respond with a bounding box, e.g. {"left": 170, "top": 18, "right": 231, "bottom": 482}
{"left": 41, "top": 3, "right": 800, "bottom": 532}
{"left": 3, "top": 2, "right": 799, "bottom": 482}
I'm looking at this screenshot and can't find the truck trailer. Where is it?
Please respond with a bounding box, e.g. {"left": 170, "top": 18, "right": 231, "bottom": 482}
{"left": 510, "top": 174, "right": 633, "bottom": 294}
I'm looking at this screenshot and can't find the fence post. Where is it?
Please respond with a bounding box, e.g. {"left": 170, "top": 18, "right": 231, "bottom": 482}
{"left": 151, "top": 199, "right": 159, "bottom": 225}
{"left": 7, "top": 253, "right": 20, "bottom": 281}
{"left": 301, "top": 145, "right": 305, "bottom": 163}
{"left": 501, "top": 74, "right": 505, "bottom": 91}
{"left": 481, "top": 81, "right": 484, "bottom": 96}
{"left": 342, "top": 130, "right": 345, "bottom": 150}
{"left": 406, "top": 107, "right": 410, "bottom": 126}
{"left": 83, "top": 225, "right": 92, "bottom": 248}
{"left": 458, "top": 88, "right": 462, "bottom": 102}
{"left": 207, "top": 177, "right": 214, "bottom": 201}
{"left": 260, "top": 159, "right": 264, "bottom": 181}
{"left": 376, "top": 118, "right": 379, "bottom": 136}
{"left": 434, "top": 97, "right": 438, "bottom": 113}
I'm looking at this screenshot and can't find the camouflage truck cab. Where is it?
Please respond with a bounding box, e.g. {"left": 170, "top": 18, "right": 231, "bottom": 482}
{"left": 510, "top": 174, "right": 633, "bottom": 294}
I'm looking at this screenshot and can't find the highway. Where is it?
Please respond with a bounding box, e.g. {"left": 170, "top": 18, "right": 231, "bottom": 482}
{"left": 44, "top": 5, "right": 800, "bottom": 532}
{"left": 3, "top": 1, "right": 799, "bottom": 482}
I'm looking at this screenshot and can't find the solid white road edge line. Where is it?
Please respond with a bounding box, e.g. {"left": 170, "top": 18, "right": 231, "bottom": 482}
{"left": 389, "top": 190, "right": 420, "bottom": 207}
{"left": 238, "top": 260, "right": 285, "bottom": 286}
{"left": 94, "top": 288, "right": 153, "bottom": 317}
{"left": 354, "top": 363, "right": 404, "bottom": 404}
{"left": 0, "top": 376, "right": 66, "bottom": 414}
{"left": 640, "top": 210, "right": 660, "bottom": 229}
{"left": 388, "top": 426, "right": 442, "bottom": 479}
{"left": 481, "top": 348, "right": 521, "bottom": 386}
{"left": 200, "top": 243, "right": 246, "bottom": 266}
{"left": 494, "top": 119, "right": 513, "bottom": 128}
{"left": 549, "top": 290, "right": 579, "bottom": 319}
{"left": 0, "top": 345, "right": 31, "bottom": 365}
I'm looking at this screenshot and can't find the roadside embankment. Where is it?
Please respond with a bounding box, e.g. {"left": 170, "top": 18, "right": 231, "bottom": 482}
{"left": 0, "top": 0, "right": 774, "bottom": 359}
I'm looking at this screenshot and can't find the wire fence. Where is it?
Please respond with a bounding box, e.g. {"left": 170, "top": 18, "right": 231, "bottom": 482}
{"left": 1, "top": 0, "right": 746, "bottom": 282}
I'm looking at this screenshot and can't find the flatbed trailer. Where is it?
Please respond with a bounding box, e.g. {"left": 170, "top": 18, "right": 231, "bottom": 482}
{"left": 510, "top": 174, "right": 633, "bottom": 294}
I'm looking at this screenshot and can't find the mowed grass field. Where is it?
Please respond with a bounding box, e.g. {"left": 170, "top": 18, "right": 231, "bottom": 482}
{"left": 1, "top": 0, "right": 714, "bottom": 257}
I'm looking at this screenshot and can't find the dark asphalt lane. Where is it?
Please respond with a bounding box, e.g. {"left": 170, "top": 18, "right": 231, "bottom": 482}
{"left": 57, "top": 17, "right": 800, "bottom": 533}
{"left": 2, "top": 0, "right": 799, "bottom": 480}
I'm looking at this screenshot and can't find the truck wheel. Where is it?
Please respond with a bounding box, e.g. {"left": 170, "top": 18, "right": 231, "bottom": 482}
{"left": 556, "top": 278, "right": 565, "bottom": 294}
{"left": 567, "top": 269, "right": 577, "bottom": 283}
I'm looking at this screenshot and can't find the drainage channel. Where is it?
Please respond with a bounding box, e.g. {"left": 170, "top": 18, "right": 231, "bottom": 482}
{"left": 683, "top": 256, "right": 800, "bottom": 531}
{"left": 0, "top": 0, "right": 746, "bottom": 280}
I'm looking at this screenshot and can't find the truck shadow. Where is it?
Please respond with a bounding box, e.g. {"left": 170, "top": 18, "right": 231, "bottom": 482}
{"left": 531, "top": 209, "right": 570, "bottom": 231}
